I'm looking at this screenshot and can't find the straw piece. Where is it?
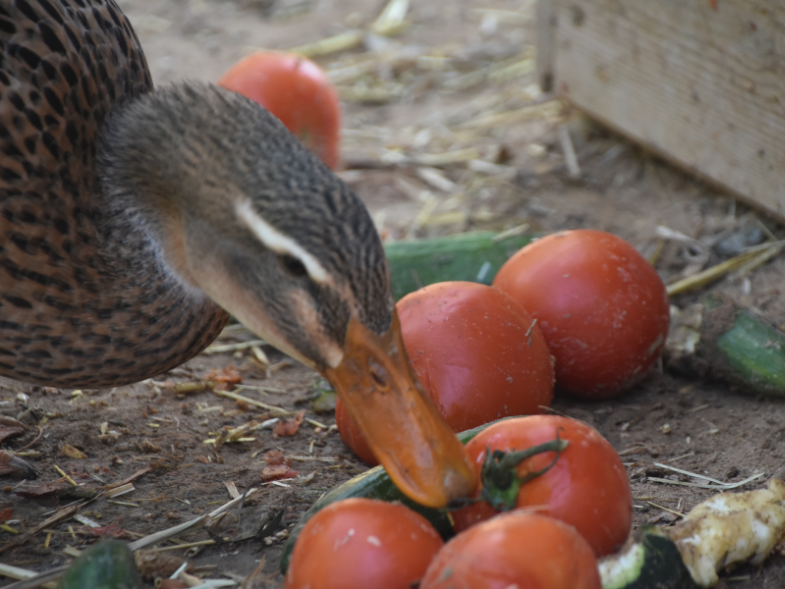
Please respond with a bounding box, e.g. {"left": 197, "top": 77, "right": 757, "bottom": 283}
{"left": 455, "top": 101, "right": 563, "bottom": 130}
{"left": 667, "top": 241, "right": 784, "bottom": 296}
{"left": 287, "top": 30, "right": 364, "bottom": 58}
{"left": 370, "top": 0, "right": 410, "bottom": 36}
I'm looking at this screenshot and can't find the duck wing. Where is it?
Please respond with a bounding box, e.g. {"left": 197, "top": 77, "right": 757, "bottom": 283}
{"left": 0, "top": 0, "right": 153, "bottom": 192}
{"left": 0, "top": 0, "right": 228, "bottom": 387}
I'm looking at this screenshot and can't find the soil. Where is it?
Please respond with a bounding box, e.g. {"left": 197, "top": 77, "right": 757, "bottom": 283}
{"left": 2, "top": 0, "right": 785, "bottom": 587}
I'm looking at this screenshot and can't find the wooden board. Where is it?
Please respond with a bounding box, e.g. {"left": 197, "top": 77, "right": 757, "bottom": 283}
{"left": 539, "top": 0, "right": 785, "bottom": 223}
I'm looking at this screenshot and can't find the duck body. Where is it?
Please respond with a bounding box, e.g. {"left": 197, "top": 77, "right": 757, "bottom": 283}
{"left": 0, "top": 0, "right": 229, "bottom": 387}
{"left": 0, "top": 0, "right": 476, "bottom": 507}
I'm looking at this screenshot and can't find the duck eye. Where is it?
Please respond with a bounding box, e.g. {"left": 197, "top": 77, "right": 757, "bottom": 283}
{"left": 280, "top": 254, "right": 308, "bottom": 278}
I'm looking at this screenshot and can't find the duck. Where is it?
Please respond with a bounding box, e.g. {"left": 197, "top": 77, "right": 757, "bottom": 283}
{"left": 0, "top": 0, "right": 474, "bottom": 507}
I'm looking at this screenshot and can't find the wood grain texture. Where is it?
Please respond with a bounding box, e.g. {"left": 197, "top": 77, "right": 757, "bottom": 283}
{"left": 545, "top": 0, "right": 785, "bottom": 222}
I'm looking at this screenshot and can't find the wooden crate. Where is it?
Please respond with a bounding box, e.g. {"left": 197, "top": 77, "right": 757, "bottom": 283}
{"left": 537, "top": 0, "right": 785, "bottom": 223}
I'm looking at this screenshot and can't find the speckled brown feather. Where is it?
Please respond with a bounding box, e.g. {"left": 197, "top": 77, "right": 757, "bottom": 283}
{"left": 0, "top": 0, "right": 229, "bottom": 387}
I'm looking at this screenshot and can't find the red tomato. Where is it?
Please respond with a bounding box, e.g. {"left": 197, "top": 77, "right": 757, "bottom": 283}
{"left": 452, "top": 415, "right": 631, "bottom": 557}
{"left": 335, "top": 397, "right": 379, "bottom": 466}
{"left": 493, "top": 229, "right": 670, "bottom": 399}
{"left": 218, "top": 52, "right": 341, "bottom": 169}
{"left": 335, "top": 282, "right": 554, "bottom": 460}
{"left": 421, "top": 511, "right": 601, "bottom": 589}
{"left": 285, "top": 498, "right": 443, "bottom": 589}
{"left": 397, "top": 282, "right": 555, "bottom": 432}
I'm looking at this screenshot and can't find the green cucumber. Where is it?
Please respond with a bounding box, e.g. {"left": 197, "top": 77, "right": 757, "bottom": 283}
{"left": 280, "top": 417, "right": 516, "bottom": 574}
{"left": 57, "top": 540, "right": 142, "bottom": 589}
{"left": 668, "top": 293, "right": 785, "bottom": 397}
{"left": 700, "top": 293, "right": 785, "bottom": 396}
{"left": 599, "top": 528, "right": 699, "bottom": 589}
{"left": 384, "top": 231, "right": 534, "bottom": 300}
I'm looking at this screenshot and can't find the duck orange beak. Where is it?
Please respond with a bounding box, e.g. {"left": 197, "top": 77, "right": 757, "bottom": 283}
{"left": 323, "top": 310, "right": 476, "bottom": 508}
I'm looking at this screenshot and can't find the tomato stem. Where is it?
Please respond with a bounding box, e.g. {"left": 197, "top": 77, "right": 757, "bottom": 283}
{"left": 479, "top": 430, "right": 569, "bottom": 511}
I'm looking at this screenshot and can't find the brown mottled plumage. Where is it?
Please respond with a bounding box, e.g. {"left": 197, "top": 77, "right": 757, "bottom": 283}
{"left": 0, "top": 0, "right": 479, "bottom": 508}
{"left": 0, "top": 0, "right": 391, "bottom": 388}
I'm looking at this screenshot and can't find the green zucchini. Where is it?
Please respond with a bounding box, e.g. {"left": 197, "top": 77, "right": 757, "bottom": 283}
{"left": 280, "top": 417, "right": 516, "bottom": 574}
{"left": 700, "top": 293, "right": 785, "bottom": 396}
{"left": 668, "top": 293, "right": 785, "bottom": 397}
{"left": 384, "top": 231, "right": 534, "bottom": 300}
{"left": 599, "top": 528, "right": 699, "bottom": 589}
{"left": 57, "top": 540, "right": 142, "bottom": 589}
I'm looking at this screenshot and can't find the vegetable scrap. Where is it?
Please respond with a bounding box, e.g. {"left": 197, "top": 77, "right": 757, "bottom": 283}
{"left": 600, "top": 478, "right": 785, "bottom": 588}
{"left": 260, "top": 465, "right": 299, "bottom": 482}
{"left": 667, "top": 293, "right": 785, "bottom": 397}
{"left": 273, "top": 410, "right": 306, "bottom": 437}
{"left": 203, "top": 366, "right": 243, "bottom": 391}
{"left": 668, "top": 479, "right": 785, "bottom": 586}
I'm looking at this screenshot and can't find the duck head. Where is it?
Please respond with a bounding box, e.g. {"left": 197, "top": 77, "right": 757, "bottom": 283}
{"left": 99, "top": 82, "right": 476, "bottom": 507}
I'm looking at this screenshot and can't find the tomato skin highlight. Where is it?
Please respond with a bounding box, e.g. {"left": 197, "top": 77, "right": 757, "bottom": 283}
{"left": 493, "top": 229, "right": 670, "bottom": 399}
{"left": 285, "top": 498, "right": 443, "bottom": 589}
{"left": 452, "top": 415, "right": 632, "bottom": 557}
{"left": 421, "top": 511, "right": 602, "bottom": 589}
{"left": 218, "top": 52, "right": 341, "bottom": 169}
{"left": 397, "top": 281, "right": 555, "bottom": 432}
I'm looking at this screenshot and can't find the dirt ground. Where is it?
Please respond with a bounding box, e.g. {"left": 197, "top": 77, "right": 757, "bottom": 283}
{"left": 2, "top": 0, "right": 785, "bottom": 587}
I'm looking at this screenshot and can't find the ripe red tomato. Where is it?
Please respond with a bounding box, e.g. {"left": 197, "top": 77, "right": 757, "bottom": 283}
{"left": 335, "top": 397, "right": 379, "bottom": 466}
{"left": 421, "top": 511, "right": 601, "bottom": 589}
{"left": 335, "top": 282, "right": 554, "bottom": 462}
{"left": 397, "top": 282, "right": 555, "bottom": 432}
{"left": 493, "top": 229, "right": 670, "bottom": 399}
{"left": 285, "top": 498, "right": 443, "bottom": 589}
{"left": 218, "top": 52, "right": 341, "bottom": 169}
{"left": 452, "top": 415, "right": 631, "bottom": 557}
